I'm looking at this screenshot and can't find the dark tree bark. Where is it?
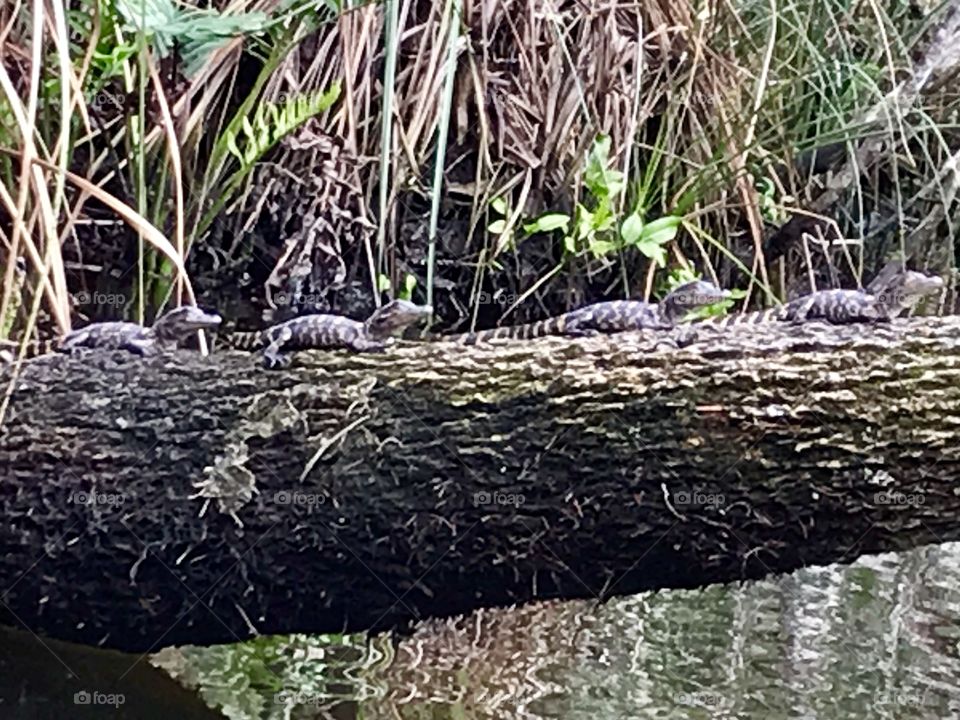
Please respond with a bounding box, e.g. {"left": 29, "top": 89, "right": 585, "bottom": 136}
{"left": 1, "top": 318, "right": 959, "bottom": 653}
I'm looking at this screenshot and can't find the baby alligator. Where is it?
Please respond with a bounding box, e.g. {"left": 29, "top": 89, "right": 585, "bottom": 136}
{"left": 221, "top": 299, "right": 433, "bottom": 368}
{"left": 439, "top": 280, "right": 729, "bottom": 344}
{"left": 0, "top": 305, "right": 222, "bottom": 363}
{"left": 702, "top": 269, "right": 943, "bottom": 327}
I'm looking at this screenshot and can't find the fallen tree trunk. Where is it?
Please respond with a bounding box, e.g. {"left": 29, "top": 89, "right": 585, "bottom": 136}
{"left": 1, "top": 318, "right": 959, "bottom": 652}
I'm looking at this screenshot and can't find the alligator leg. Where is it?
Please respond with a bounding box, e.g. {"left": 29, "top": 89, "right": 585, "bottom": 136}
{"left": 345, "top": 337, "right": 391, "bottom": 352}
{"left": 564, "top": 326, "right": 602, "bottom": 338}
{"left": 262, "top": 327, "right": 294, "bottom": 369}
{"left": 559, "top": 314, "right": 600, "bottom": 338}
{"left": 57, "top": 329, "right": 94, "bottom": 354}
{"left": 121, "top": 338, "right": 158, "bottom": 356}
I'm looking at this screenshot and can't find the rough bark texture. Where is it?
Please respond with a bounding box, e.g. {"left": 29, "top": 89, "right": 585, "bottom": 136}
{"left": 1, "top": 318, "right": 959, "bottom": 653}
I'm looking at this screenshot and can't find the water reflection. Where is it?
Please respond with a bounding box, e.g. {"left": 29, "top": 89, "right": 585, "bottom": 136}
{"left": 5, "top": 542, "right": 960, "bottom": 718}
{"left": 160, "top": 541, "right": 960, "bottom": 719}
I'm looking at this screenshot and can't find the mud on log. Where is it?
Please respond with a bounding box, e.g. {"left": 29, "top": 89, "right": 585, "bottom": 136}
{"left": 1, "top": 318, "right": 959, "bottom": 652}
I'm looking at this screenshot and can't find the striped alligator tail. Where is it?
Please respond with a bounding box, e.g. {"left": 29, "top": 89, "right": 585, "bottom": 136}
{"left": 697, "top": 308, "right": 786, "bottom": 327}
{"left": 440, "top": 315, "right": 570, "bottom": 345}
{"left": 219, "top": 331, "right": 265, "bottom": 351}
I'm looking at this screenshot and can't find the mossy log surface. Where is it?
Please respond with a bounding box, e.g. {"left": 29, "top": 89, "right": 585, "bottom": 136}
{"left": 1, "top": 318, "right": 959, "bottom": 652}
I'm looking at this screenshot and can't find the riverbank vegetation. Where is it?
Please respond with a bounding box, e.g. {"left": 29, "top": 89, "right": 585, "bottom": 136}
{"left": 1, "top": 0, "right": 957, "bottom": 346}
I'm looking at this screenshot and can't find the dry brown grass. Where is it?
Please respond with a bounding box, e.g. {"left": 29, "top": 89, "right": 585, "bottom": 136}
{"left": 2, "top": 0, "right": 959, "bottom": 343}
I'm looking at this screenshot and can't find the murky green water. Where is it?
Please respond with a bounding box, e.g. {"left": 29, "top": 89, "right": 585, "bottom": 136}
{"left": 5, "top": 542, "right": 960, "bottom": 718}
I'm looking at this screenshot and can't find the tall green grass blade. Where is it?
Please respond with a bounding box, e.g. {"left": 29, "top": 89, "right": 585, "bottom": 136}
{"left": 426, "top": 0, "right": 462, "bottom": 313}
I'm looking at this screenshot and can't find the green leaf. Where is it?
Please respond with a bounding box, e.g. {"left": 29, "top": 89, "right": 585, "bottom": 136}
{"left": 114, "top": 0, "right": 273, "bottom": 77}
{"left": 592, "top": 202, "right": 615, "bottom": 233}
{"left": 666, "top": 267, "right": 699, "bottom": 289}
{"left": 575, "top": 204, "right": 594, "bottom": 243}
{"left": 621, "top": 213, "right": 644, "bottom": 245}
{"left": 641, "top": 226, "right": 679, "bottom": 247}
{"left": 491, "top": 197, "right": 507, "bottom": 215}
{"left": 584, "top": 135, "right": 624, "bottom": 200}
{"left": 604, "top": 169, "right": 625, "bottom": 199}
{"left": 588, "top": 238, "right": 617, "bottom": 258}
{"left": 256, "top": 108, "right": 270, "bottom": 141}
{"left": 634, "top": 241, "right": 668, "bottom": 267}
{"left": 688, "top": 300, "right": 731, "bottom": 320}
{"left": 523, "top": 213, "right": 570, "bottom": 235}
{"left": 400, "top": 273, "right": 417, "bottom": 301}
{"left": 756, "top": 176, "right": 774, "bottom": 199}
{"left": 241, "top": 115, "right": 255, "bottom": 142}
{"left": 377, "top": 273, "right": 392, "bottom": 292}
{"left": 638, "top": 215, "right": 681, "bottom": 240}
{"left": 621, "top": 215, "right": 681, "bottom": 257}
{"left": 223, "top": 84, "right": 341, "bottom": 174}
{"left": 225, "top": 131, "right": 242, "bottom": 162}
{"left": 585, "top": 135, "right": 612, "bottom": 196}
{"left": 488, "top": 219, "right": 507, "bottom": 235}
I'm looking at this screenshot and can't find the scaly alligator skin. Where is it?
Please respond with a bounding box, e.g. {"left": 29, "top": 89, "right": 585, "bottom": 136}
{"left": 0, "top": 305, "right": 222, "bottom": 363}
{"left": 438, "top": 280, "right": 729, "bottom": 345}
{"left": 702, "top": 269, "right": 943, "bottom": 328}
{"left": 222, "top": 299, "right": 433, "bottom": 368}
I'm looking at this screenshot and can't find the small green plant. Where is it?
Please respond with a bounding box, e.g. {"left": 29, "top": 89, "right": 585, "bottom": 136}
{"left": 502, "top": 136, "right": 681, "bottom": 267}
{"left": 377, "top": 272, "right": 418, "bottom": 302}
{"left": 756, "top": 176, "right": 788, "bottom": 224}
{"left": 398, "top": 273, "right": 418, "bottom": 301}
{"left": 148, "top": 83, "right": 340, "bottom": 307}
{"left": 114, "top": 0, "right": 271, "bottom": 76}
{"left": 619, "top": 214, "right": 682, "bottom": 267}
{"left": 486, "top": 195, "right": 513, "bottom": 249}
{"left": 521, "top": 212, "right": 570, "bottom": 236}
{"left": 224, "top": 86, "right": 340, "bottom": 168}
{"left": 487, "top": 195, "right": 573, "bottom": 255}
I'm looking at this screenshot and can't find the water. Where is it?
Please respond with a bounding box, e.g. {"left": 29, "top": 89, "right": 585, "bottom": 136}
{"left": 4, "top": 542, "right": 960, "bottom": 719}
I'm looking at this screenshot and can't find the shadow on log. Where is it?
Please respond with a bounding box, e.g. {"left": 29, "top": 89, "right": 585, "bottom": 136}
{"left": 1, "top": 318, "right": 959, "bottom": 652}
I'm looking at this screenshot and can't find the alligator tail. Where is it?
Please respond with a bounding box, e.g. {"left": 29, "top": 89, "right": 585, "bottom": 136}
{"left": 700, "top": 308, "right": 784, "bottom": 327}
{"left": 445, "top": 315, "right": 569, "bottom": 345}
{"left": 220, "top": 331, "right": 264, "bottom": 351}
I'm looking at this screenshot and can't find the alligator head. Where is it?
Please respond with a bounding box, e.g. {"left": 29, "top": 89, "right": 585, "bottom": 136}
{"left": 364, "top": 299, "right": 433, "bottom": 339}
{"left": 874, "top": 270, "right": 944, "bottom": 318}
{"left": 152, "top": 305, "right": 224, "bottom": 343}
{"left": 658, "top": 280, "right": 730, "bottom": 325}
